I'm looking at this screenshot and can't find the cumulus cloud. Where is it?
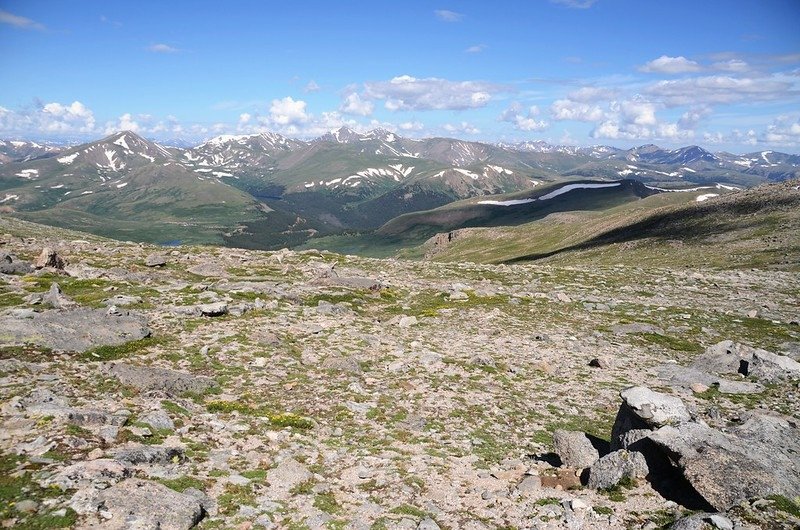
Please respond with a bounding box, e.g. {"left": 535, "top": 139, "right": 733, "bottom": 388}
{"left": 645, "top": 75, "right": 795, "bottom": 106}
{"left": 269, "top": 96, "right": 309, "bottom": 125}
{"left": 0, "top": 9, "right": 45, "bottom": 30}
{"left": 640, "top": 55, "right": 702, "bottom": 74}
{"left": 304, "top": 80, "right": 321, "bottom": 93}
{"left": 339, "top": 92, "right": 374, "bottom": 116}
{"left": 711, "top": 59, "right": 750, "bottom": 73}
{"left": 434, "top": 9, "right": 464, "bottom": 22}
{"left": 677, "top": 105, "right": 712, "bottom": 129}
{"left": 764, "top": 114, "right": 800, "bottom": 145}
{"left": 148, "top": 43, "right": 179, "bottom": 53}
{"left": 443, "top": 121, "right": 480, "bottom": 135}
{"left": 363, "top": 75, "right": 502, "bottom": 111}
{"left": 398, "top": 121, "right": 424, "bottom": 131}
{"left": 550, "top": 99, "right": 605, "bottom": 122}
{"left": 500, "top": 103, "right": 549, "bottom": 131}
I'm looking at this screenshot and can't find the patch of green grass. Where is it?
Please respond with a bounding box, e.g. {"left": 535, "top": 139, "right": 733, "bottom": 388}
{"left": 594, "top": 506, "right": 613, "bottom": 515}
{"left": 158, "top": 476, "right": 205, "bottom": 492}
{"left": 0, "top": 344, "right": 54, "bottom": 361}
{"left": 767, "top": 494, "right": 800, "bottom": 517}
{"left": 389, "top": 504, "right": 427, "bottom": 518}
{"left": 81, "top": 335, "right": 176, "bottom": 361}
{"left": 534, "top": 497, "right": 561, "bottom": 506}
{"left": 217, "top": 483, "right": 255, "bottom": 515}
{"left": 290, "top": 479, "right": 315, "bottom": 495}
{"left": 635, "top": 332, "right": 702, "bottom": 353}
{"left": 206, "top": 401, "right": 314, "bottom": 430}
{"left": 161, "top": 400, "right": 190, "bottom": 417}
{"left": 313, "top": 492, "right": 341, "bottom": 514}
{"left": 0, "top": 453, "right": 76, "bottom": 527}
{"left": 240, "top": 469, "right": 267, "bottom": 482}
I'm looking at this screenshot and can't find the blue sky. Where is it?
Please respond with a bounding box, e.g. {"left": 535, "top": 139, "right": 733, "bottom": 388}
{"left": 1, "top": 0, "right": 799, "bottom": 152}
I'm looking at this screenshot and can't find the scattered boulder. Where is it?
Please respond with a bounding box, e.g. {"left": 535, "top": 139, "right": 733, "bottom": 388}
{"left": 33, "top": 247, "right": 66, "bottom": 270}
{"left": 611, "top": 386, "right": 690, "bottom": 450}
{"left": 587, "top": 449, "right": 649, "bottom": 489}
{"left": 748, "top": 349, "right": 800, "bottom": 382}
{"left": 42, "top": 282, "right": 75, "bottom": 309}
{"left": 113, "top": 445, "right": 186, "bottom": 465}
{"left": 647, "top": 414, "right": 800, "bottom": 511}
{"left": 138, "top": 409, "right": 175, "bottom": 431}
{"left": 45, "top": 459, "right": 131, "bottom": 490}
{"left": 145, "top": 253, "right": 167, "bottom": 267}
{"left": 552, "top": 430, "right": 600, "bottom": 468}
{"left": 103, "top": 363, "right": 218, "bottom": 396}
{"left": 198, "top": 301, "right": 228, "bottom": 317}
{"left": 71, "top": 478, "right": 204, "bottom": 529}
{"left": 0, "top": 252, "right": 32, "bottom": 274}
{"left": 187, "top": 262, "right": 227, "bottom": 278}
{"left": 589, "top": 357, "right": 611, "bottom": 369}
{"left": 321, "top": 355, "right": 362, "bottom": 373}
{"left": 0, "top": 308, "right": 150, "bottom": 352}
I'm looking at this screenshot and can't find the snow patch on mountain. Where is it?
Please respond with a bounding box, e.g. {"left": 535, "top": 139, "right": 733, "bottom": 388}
{"left": 479, "top": 182, "right": 621, "bottom": 206}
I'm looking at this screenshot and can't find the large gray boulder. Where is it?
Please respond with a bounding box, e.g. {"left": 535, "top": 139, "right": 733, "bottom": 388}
{"left": 71, "top": 478, "right": 204, "bottom": 529}
{"left": 0, "top": 252, "right": 32, "bottom": 274}
{"left": 692, "top": 341, "right": 800, "bottom": 382}
{"left": 748, "top": 349, "right": 800, "bottom": 382}
{"left": 552, "top": 430, "right": 600, "bottom": 469}
{"left": 611, "top": 386, "right": 691, "bottom": 450}
{"left": 102, "top": 363, "right": 218, "bottom": 396}
{"left": 587, "top": 449, "right": 649, "bottom": 489}
{"left": 0, "top": 308, "right": 150, "bottom": 352}
{"left": 113, "top": 445, "right": 186, "bottom": 465}
{"left": 647, "top": 415, "right": 800, "bottom": 511}
{"left": 266, "top": 458, "right": 312, "bottom": 497}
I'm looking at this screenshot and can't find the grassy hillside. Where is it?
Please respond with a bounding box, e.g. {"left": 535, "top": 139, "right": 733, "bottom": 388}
{"left": 410, "top": 180, "right": 800, "bottom": 270}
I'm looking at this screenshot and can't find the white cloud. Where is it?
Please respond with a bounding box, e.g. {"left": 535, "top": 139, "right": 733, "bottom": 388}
{"left": 148, "top": 43, "right": 179, "bottom": 54}
{"left": 677, "top": 105, "right": 712, "bottom": 129}
{"left": 238, "top": 113, "right": 251, "bottom": 124}
{"left": 443, "top": 122, "right": 480, "bottom": 135}
{"left": 465, "top": 44, "right": 487, "bottom": 53}
{"left": 39, "top": 101, "right": 96, "bottom": 133}
{"left": 0, "top": 9, "right": 45, "bottom": 30}
{"left": 550, "top": 0, "right": 598, "bottom": 8}
{"left": 640, "top": 55, "right": 701, "bottom": 74}
{"left": 105, "top": 113, "right": 141, "bottom": 134}
{"left": 363, "top": 75, "right": 502, "bottom": 111}
{"left": 550, "top": 99, "right": 604, "bottom": 122}
{"left": 398, "top": 121, "right": 424, "bottom": 131}
{"left": 434, "top": 9, "right": 464, "bottom": 22}
{"left": 645, "top": 75, "right": 795, "bottom": 106}
{"left": 764, "top": 114, "right": 800, "bottom": 145}
{"left": 269, "top": 96, "right": 309, "bottom": 125}
{"left": 304, "top": 80, "right": 321, "bottom": 93}
{"left": 500, "top": 103, "right": 548, "bottom": 131}
{"left": 711, "top": 59, "right": 750, "bottom": 73}
{"left": 339, "top": 93, "right": 374, "bottom": 116}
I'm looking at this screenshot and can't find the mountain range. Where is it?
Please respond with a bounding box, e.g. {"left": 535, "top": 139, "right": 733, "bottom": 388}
{"left": 1, "top": 128, "right": 798, "bottom": 250}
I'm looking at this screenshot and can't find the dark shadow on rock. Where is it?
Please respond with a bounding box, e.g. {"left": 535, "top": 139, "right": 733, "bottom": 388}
{"left": 586, "top": 433, "right": 610, "bottom": 457}
{"left": 532, "top": 452, "right": 562, "bottom": 467}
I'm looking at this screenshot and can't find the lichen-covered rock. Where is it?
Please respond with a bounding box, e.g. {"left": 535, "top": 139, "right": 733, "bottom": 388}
{"left": 552, "top": 430, "right": 600, "bottom": 469}
{"left": 71, "top": 478, "right": 204, "bottom": 529}
{"left": 102, "top": 362, "right": 218, "bottom": 396}
{"left": 587, "top": 449, "right": 648, "bottom": 489}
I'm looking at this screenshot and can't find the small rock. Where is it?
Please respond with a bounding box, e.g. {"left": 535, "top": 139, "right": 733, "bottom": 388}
{"left": 589, "top": 357, "right": 610, "bottom": 369}
{"left": 690, "top": 383, "right": 709, "bottom": 394}
{"left": 14, "top": 500, "right": 38, "bottom": 513}
{"left": 145, "top": 254, "right": 167, "bottom": 267}
{"left": 34, "top": 247, "right": 66, "bottom": 270}
{"left": 199, "top": 302, "right": 228, "bottom": 317}
{"left": 398, "top": 316, "right": 418, "bottom": 328}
